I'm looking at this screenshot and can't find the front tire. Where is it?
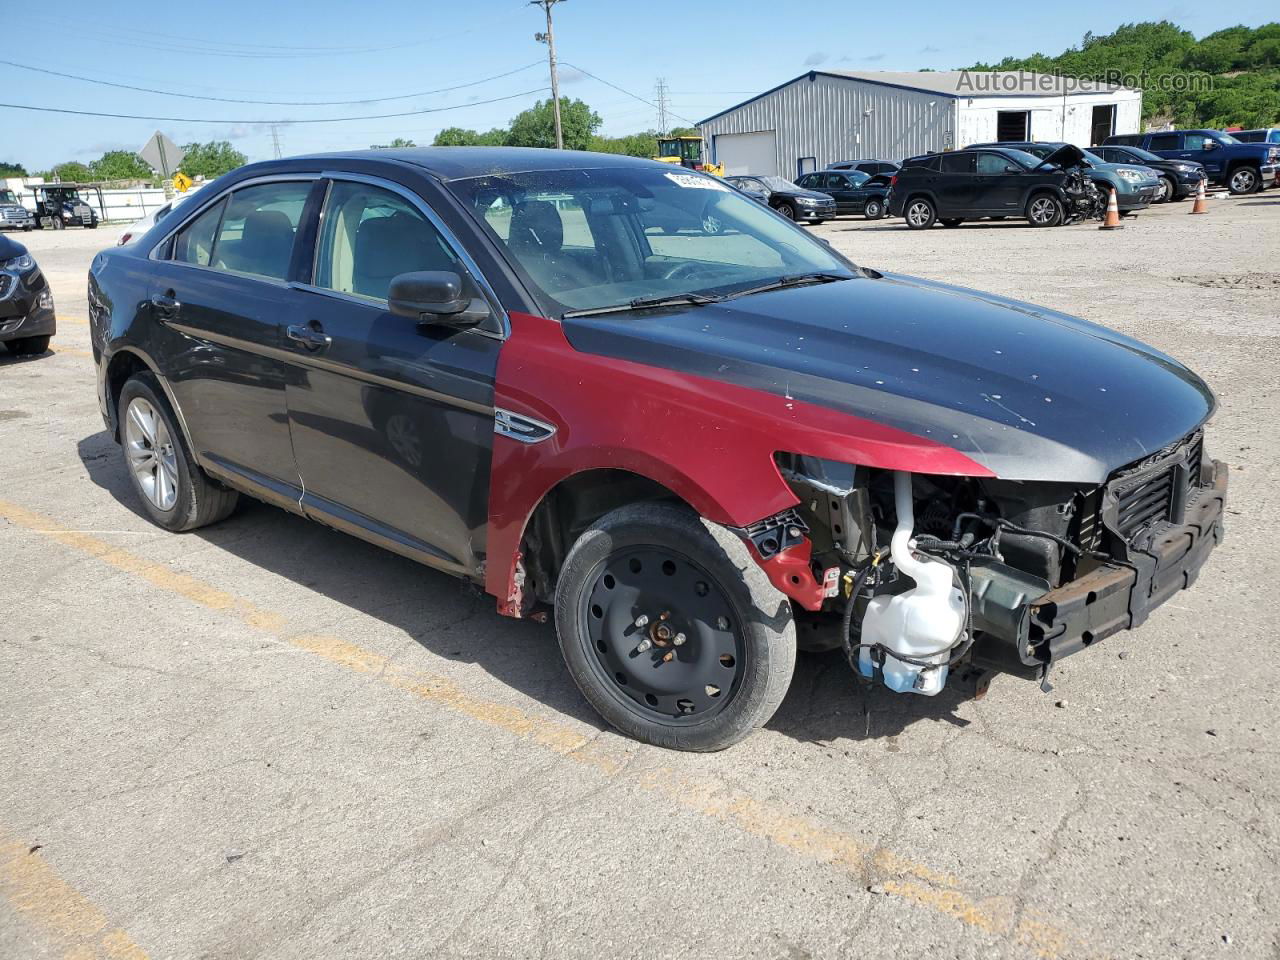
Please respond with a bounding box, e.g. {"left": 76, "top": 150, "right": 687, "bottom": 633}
{"left": 904, "top": 197, "right": 936, "bottom": 229}
{"left": 5, "top": 335, "right": 50, "bottom": 356}
{"left": 1228, "top": 166, "right": 1260, "bottom": 195}
{"left": 774, "top": 202, "right": 796, "bottom": 220}
{"left": 1026, "top": 193, "right": 1064, "bottom": 227}
{"left": 1155, "top": 175, "right": 1175, "bottom": 203}
{"left": 863, "top": 197, "right": 884, "bottom": 220}
{"left": 939, "top": 217, "right": 964, "bottom": 227}
{"left": 118, "top": 375, "right": 238, "bottom": 532}
{"left": 554, "top": 502, "right": 796, "bottom": 751}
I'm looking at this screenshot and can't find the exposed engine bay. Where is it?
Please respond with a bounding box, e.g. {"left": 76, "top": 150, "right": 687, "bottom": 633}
{"left": 770, "top": 431, "right": 1227, "bottom": 697}
{"left": 1061, "top": 166, "right": 1105, "bottom": 224}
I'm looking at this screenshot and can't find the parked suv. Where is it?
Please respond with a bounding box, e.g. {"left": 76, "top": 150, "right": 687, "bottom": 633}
{"left": 1104, "top": 129, "right": 1279, "bottom": 195}
{"left": 1088, "top": 145, "right": 1206, "bottom": 202}
{"left": 90, "top": 148, "right": 1226, "bottom": 751}
{"left": 794, "top": 170, "right": 891, "bottom": 219}
{"left": 827, "top": 159, "right": 899, "bottom": 177}
{"left": 0, "top": 189, "right": 35, "bottom": 231}
{"left": 969, "top": 142, "right": 1160, "bottom": 212}
{"left": 888, "top": 146, "right": 1098, "bottom": 228}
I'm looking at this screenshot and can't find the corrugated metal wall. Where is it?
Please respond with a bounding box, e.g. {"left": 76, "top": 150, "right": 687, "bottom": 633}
{"left": 699, "top": 74, "right": 957, "bottom": 177}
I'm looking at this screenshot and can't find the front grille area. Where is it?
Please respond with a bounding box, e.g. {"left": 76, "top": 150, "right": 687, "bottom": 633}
{"left": 0, "top": 274, "right": 11, "bottom": 298}
{"left": 1107, "top": 430, "right": 1204, "bottom": 540}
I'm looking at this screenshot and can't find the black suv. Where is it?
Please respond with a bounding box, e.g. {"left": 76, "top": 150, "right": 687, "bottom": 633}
{"left": 888, "top": 146, "right": 1096, "bottom": 228}
{"left": 794, "top": 170, "right": 891, "bottom": 219}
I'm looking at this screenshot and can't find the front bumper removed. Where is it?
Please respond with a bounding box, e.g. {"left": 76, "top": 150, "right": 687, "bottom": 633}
{"left": 970, "top": 461, "right": 1227, "bottom": 679}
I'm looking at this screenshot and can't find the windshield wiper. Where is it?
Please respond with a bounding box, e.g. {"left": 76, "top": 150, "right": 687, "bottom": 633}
{"left": 562, "top": 291, "right": 723, "bottom": 318}
{"left": 721, "top": 272, "right": 853, "bottom": 301}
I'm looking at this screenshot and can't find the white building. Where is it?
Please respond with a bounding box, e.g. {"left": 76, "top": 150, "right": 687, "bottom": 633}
{"left": 698, "top": 70, "right": 1143, "bottom": 179}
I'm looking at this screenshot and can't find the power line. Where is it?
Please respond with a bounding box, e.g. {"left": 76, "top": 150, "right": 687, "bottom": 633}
{"left": 0, "top": 87, "right": 550, "bottom": 125}
{"left": 559, "top": 62, "right": 700, "bottom": 127}
{"left": 0, "top": 58, "right": 544, "bottom": 106}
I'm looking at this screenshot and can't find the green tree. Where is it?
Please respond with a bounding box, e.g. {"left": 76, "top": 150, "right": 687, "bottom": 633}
{"left": 506, "top": 97, "right": 602, "bottom": 150}
{"left": 0, "top": 161, "right": 27, "bottom": 178}
{"left": 50, "top": 161, "right": 93, "bottom": 182}
{"left": 433, "top": 126, "right": 508, "bottom": 146}
{"left": 89, "top": 150, "right": 154, "bottom": 181}
{"left": 178, "top": 141, "right": 248, "bottom": 180}
{"left": 370, "top": 137, "right": 417, "bottom": 149}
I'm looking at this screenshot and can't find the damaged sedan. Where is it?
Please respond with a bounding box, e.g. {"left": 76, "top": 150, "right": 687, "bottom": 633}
{"left": 88, "top": 148, "right": 1225, "bottom": 751}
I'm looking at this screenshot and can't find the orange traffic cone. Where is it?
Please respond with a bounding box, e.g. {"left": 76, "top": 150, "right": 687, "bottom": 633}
{"left": 1190, "top": 177, "right": 1209, "bottom": 214}
{"left": 1099, "top": 188, "right": 1123, "bottom": 231}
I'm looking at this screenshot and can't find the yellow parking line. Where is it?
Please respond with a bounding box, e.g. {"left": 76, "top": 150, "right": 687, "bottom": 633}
{"left": 0, "top": 498, "right": 1088, "bottom": 959}
{"left": 0, "top": 831, "right": 149, "bottom": 960}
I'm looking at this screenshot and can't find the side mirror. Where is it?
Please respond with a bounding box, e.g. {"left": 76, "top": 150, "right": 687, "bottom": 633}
{"left": 1005, "top": 165, "right": 1020, "bottom": 173}
{"left": 1202, "top": 140, "right": 1218, "bottom": 151}
{"left": 388, "top": 271, "right": 490, "bottom": 328}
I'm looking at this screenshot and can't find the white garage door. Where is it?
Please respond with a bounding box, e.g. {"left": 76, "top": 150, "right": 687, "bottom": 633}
{"left": 714, "top": 131, "right": 778, "bottom": 177}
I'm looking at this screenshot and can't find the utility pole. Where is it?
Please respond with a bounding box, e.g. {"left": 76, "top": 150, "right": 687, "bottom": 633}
{"left": 654, "top": 77, "right": 670, "bottom": 136}
{"left": 270, "top": 125, "right": 283, "bottom": 159}
{"left": 531, "top": 0, "right": 566, "bottom": 149}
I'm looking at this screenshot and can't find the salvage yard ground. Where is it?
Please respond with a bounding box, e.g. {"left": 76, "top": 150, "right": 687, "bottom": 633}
{"left": 2, "top": 195, "right": 1278, "bottom": 959}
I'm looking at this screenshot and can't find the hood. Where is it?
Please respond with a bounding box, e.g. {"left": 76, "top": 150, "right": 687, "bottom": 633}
{"left": 780, "top": 186, "right": 834, "bottom": 201}
{"left": 1036, "top": 144, "right": 1087, "bottom": 170}
{"left": 560, "top": 275, "right": 1214, "bottom": 484}
{"left": 0, "top": 234, "right": 29, "bottom": 260}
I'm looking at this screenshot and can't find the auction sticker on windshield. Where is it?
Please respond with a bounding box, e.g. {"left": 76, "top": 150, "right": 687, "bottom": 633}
{"left": 665, "top": 172, "right": 729, "bottom": 191}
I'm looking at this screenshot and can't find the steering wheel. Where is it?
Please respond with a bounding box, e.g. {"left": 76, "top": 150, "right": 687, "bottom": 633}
{"left": 658, "top": 260, "right": 718, "bottom": 282}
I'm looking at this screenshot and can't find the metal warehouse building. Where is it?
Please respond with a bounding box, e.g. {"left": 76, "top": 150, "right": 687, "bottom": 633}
{"left": 698, "top": 70, "right": 1143, "bottom": 179}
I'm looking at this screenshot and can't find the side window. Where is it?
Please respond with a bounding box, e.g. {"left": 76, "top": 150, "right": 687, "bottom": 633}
{"left": 315, "top": 181, "right": 461, "bottom": 302}
{"left": 877, "top": 163, "right": 897, "bottom": 174}
{"left": 210, "top": 181, "right": 312, "bottom": 281}
{"left": 974, "top": 152, "right": 1011, "bottom": 175}
{"left": 1147, "top": 133, "right": 1179, "bottom": 151}
{"left": 173, "top": 199, "right": 225, "bottom": 267}
{"left": 796, "top": 174, "right": 815, "bottom": 188}
{"left": 828, "top": 174, "right": 850, "bottom": 188}
{"left": 941, "top": 153, "right": 975, "bottom": 174}
{"left": 1183, "top": 133, "right": 1210, "bottom": 151}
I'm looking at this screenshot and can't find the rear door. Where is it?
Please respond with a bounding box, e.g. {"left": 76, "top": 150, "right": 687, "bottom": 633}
{"left": 1144, "top": 132, "right": 1182, "bottom": 160}
{"left": 936, "top": 152, "right": 976, "bottom": 213}
{"left": 282, "top": 174, "right": 501, "bottom": 576}
{"left": 147, "top": 177, "right": 317, "bottom": 508}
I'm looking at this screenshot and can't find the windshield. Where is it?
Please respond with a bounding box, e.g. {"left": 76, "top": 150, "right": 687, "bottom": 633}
{"left": 758, "top": 176, "right": 797, "bottom": 192}
{"left": 1124, "top": 146, "right": 1165, "bottom": 163}
{"left": 845, "top": 171, "right": 871, "bottom": 186}
{"left": 1216, "top": 132, "right": 1240, "bottom": 145}
{"left": 0, "top": 190, "right": 17, "bottom": 205}
{"left": 1000, "top": 149, "right": 1043, "bottom": 169}
{"left": 450, "top": 166, "right": 854, "bottom": 315}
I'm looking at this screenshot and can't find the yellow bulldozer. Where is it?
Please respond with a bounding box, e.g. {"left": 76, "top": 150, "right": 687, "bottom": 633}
{"left": 653, "top": 135, "right": 724, "bottom": 177}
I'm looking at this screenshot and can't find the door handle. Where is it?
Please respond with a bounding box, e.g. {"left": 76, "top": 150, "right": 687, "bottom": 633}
{"left": 150, "top": 291, "right": 180, "bottom": 321}
{"left": 286, "top": 323, "right": 332, "bottom": 351}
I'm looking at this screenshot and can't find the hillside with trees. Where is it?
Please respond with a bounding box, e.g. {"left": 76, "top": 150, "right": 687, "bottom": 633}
{"left": 969, "top": 21, "right": 1280, "bottom": 128}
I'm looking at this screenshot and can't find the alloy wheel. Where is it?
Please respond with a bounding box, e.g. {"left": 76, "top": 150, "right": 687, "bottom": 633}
{"left": 124, "top": 397, "right": 179, "bottom": 511}
{"left": 907, "top": 201, "right": 931, "bottom": 227}
{"left": 582, "top": 546, "right": 745, "bottom": 722}
{"left": 1230, "top": 168, "right": 1257, "bottom": 194}
{"left": 1029, "top": 197, "right": 1058, "bottom": 225}
{"left": 776, "top": 204, "right": 795, "bottom": 220}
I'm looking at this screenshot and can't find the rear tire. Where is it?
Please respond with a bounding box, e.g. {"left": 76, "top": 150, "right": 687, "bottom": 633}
{"left": 5, "top": 335, "right": 50, "bottom": 356}
{"left": 117, "top": 374, "right": 239, "bottom": 532}
{"left": 904, "top": 197, "right": 936, "bottom": 229}
{"left": 554, "top": 502, "right": 796, "bottom": 751}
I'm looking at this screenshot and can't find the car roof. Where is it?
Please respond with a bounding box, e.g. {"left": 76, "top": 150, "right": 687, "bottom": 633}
{"left": 282, "top": 146, "right": 659, "bottom": 181}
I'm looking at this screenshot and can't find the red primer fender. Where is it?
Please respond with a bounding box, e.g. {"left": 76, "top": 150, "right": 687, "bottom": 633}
{"left": 486, "top": 312, "right": 992, "bottom": 615}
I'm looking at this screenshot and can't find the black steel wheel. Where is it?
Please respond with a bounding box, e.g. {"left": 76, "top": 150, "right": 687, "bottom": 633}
{"left": 555, "top": 502, "right": 796, "bottom": 751}
{"left": 863, "top": 198, "right": 884, "bottom": 219}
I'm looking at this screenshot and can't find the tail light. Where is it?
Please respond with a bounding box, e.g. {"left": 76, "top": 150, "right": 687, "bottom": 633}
{"left": 117, "top": 233, "right": 132, "bottom": 246}
{"left": 890, "top": 175, "right": 898, "bottom": 188}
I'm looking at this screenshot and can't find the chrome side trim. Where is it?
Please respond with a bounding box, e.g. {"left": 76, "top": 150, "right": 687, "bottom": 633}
{"left": 494, "top": 408, "right": 556, "bottom": 444}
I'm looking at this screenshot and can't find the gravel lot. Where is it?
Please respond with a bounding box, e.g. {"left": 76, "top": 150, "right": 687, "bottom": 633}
{"left": 2, "top": 194, "right": 1278, "bottom": 960}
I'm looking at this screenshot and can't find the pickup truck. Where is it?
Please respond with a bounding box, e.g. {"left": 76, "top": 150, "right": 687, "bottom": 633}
{"left": 1103, "top": 129, "right": 1279, "bottom": 195}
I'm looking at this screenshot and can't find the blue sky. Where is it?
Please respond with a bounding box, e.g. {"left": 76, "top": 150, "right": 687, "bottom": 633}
{"left": 3, "top": 0, "right": 1275, "bottom": 171}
